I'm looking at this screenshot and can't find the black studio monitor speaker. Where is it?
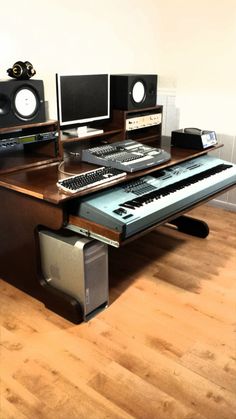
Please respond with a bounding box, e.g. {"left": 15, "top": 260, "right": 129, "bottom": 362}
{"left": 0, "top": 79, "right": 46, "bottom": 128}
{"left": 110, "top": 74, "right": 157, "bottom": 110}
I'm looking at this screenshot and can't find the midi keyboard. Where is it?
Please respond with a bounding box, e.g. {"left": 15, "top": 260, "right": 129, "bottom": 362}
{"left": 70, "top": 155, "right": 236, "bottom": 238}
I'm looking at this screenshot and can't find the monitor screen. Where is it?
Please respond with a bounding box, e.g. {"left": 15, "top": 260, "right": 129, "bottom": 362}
{"left": 56, "top": 74, "right": 110, "bottom": 128}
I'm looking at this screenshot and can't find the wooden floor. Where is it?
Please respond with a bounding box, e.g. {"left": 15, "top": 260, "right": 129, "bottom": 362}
{"left": 1, "top": 204, "right": 236, "bottom": 419}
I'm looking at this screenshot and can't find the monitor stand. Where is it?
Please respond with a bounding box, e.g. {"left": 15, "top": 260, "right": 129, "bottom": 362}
{"left": 63, "top": 126, "right": 104, "bottom": 138}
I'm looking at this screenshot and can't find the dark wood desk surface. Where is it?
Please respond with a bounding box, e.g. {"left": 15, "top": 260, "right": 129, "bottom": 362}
{"left": 0, "top": 144, "right": 222, "bottom": 205}
{"left": 0, "top": 141, "right": 225, "bottom": 323}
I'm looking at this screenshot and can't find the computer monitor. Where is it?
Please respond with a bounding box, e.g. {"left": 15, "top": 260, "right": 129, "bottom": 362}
{"left": 56, "top": 73, "right": 110, "bottom": 135}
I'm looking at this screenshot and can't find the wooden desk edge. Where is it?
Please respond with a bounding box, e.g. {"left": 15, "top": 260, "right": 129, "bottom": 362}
{"left": 0, "top": 144, "right": 224, "bottom": 204}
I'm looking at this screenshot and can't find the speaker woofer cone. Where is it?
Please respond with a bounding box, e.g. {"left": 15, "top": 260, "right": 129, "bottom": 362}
{"left": 13, "top": 87, "right": 39, "bottom": 120}
{"left": 131, "top": 80, "right": 146, "bottom": 104}
{"left": 0, "top": 94, "right": 11, "bottom": 116}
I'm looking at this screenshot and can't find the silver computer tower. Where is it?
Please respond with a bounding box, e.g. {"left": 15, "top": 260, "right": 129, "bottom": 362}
{"left": 39, "top": 230, "right": 109, "bottom": 321}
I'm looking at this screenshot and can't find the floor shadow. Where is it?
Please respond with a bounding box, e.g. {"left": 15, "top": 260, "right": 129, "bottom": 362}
{"left": 108, "top": 221, "right": 234, "bottom": 304}
{"left": 108, "top": 226, "right": 188, "bottom": 303}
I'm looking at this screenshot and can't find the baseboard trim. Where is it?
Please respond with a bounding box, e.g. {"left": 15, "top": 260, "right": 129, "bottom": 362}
{"left": 209, "top": 199, "right": 236, "bottom": 212}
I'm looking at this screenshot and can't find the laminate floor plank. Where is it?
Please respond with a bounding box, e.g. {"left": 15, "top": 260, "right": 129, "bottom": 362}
{"left": 0, "top": 204, "right": 235, "bottom": 419}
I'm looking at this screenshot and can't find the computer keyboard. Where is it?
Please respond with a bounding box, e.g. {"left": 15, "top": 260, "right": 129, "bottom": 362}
{"left": 57, "top": 166, "right": 127, "bottom": 194}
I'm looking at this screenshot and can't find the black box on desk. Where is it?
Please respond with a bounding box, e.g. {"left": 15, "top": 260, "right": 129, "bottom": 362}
{"left": 171, "top": 128, "right": 217, "bottom": 150}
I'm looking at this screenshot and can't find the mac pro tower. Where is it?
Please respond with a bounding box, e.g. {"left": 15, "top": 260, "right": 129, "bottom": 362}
{"left": 39, "top": 230, "right": 109, "bottom": 321}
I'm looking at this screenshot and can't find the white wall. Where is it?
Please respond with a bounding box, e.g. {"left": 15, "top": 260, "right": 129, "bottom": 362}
{"left": 1, "top": 0, "right": 236, "bottom": 208}
{"left": 2, "top": 0, "right": 236, "bottom": 129}
{"left": 1, "top": 0, "right": 162, "bottom": 118}
{"left": 156, "top": 0, "right": 236, "bottom": 136}
{"left": 155, "top": 0, "right": 236, "bottom": 209}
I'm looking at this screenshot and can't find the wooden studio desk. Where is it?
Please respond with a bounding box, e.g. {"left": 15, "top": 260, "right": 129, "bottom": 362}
{"left": 0, "top": 121, "right": 234, "bottom": 323}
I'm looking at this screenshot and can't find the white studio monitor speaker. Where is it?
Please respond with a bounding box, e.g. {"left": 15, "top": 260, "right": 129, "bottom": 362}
{"left": 0, "top": 79, "right": 46, "bottom": 128}
{"left": 39, "top": 230, "right": 109, "bottom": 321}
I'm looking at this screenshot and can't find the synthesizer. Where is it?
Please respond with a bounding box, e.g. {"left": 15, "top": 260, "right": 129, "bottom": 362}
{"left": 70, "top": 155, "right": 236, "bottom": 239}
{"left": 81, "top": 139, "right": 171, "bottom": 172}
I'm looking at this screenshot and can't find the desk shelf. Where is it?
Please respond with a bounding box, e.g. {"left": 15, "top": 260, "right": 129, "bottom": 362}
{"left": 0, "top": 149, "right": 59, "bottom": 174}
{"left": 59, "top": 106, "right": 163, "bottom": 158}
{"left": 60, "top": 128, "right": 123, "bottom": 144}
{"left": 112, "top": 105, "right": 163, "bottom": 146}
{"left": 0, "top": 120, "right": 60, "bottom": 174}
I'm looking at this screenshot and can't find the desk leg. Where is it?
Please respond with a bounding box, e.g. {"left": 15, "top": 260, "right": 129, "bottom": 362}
{"left": 168, "top": 215, "right": 209, "bottom": 238}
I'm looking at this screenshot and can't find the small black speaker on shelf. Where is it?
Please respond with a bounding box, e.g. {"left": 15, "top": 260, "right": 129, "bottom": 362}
{"left": 110, "top": 74, "right": 157, "bottom": 110}
{"left": 0, "top": 79, "right": 46, "bottom": 128}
